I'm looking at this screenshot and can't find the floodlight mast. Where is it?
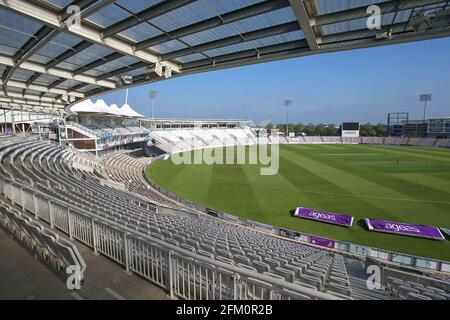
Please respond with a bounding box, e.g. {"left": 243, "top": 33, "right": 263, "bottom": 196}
{"left": 420, "top": 94, "right": 432, "bottom": 138}
{"left": 149, "top": 90, "right": 158, "bottom": 119}
{"left": 284, "top": 100, "right": 293, "bottom": 136}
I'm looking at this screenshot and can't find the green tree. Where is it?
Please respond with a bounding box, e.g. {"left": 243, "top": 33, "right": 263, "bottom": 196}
{"left": 360, "top": 123, "right": 375, "bottom": 136}
{"left": 374, "top": 123, "right": 387, "bottom": 136}
{"left": 304, "top": 123, "right": 315, "bottom": 136}
{"left": 325, "top": 124, "right": 338, "bottom": 136}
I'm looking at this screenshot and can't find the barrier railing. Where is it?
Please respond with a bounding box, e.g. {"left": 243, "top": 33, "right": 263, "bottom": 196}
{"left": 0, "top": 173, "right": 339, "bottom": 300}
{"left": 145, "top": 157, "right": 450, "bottom": 275}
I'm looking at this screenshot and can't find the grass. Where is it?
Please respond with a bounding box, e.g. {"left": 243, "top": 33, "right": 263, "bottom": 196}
{"left": 147, "top": 144, "right": 450, "bottom": 261}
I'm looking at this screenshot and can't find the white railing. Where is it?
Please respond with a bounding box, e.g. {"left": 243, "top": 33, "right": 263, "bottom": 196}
{"left": 65, "top": 122, "right": 98, "bottom": 138}
{"left": 145, "top": 158, "right": 450, "bottom": 275}
{"left": 0, "top": 173, "right": 339, "bottom": 300}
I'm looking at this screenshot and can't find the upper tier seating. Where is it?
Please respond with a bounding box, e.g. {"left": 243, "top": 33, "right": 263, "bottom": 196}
{"left": 100, "top": 151, "right": 183, "bottom": 209}
{"left": 150, "top": 128, "right": 258, "bottom": 152}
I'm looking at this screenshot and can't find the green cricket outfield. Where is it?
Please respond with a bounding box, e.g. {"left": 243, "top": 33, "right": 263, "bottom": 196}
{"left": 147, "top": 144, "right": 450, "bottom": 261}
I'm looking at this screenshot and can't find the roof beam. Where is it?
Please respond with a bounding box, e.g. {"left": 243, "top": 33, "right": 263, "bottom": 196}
{"left": 47, "top": 78, "right": 66, "bottom": 91}
{"left": 134, "top": 0, "right": 291, "bottom": 51}
{"left": 67, "top": 83, "right": 87, "bottom": 91}
{"left": 0, "top": 92, "right": 65, "bottom": 104}
{"left": 0, "top": 53, "right": 116, "bottom": 89}
{"left": 78, "top": 0, "right": 118, "bottom": 21}
{"left": 0, "top": 98, "right": 65, "bottom": 109}
{"left": 0, "top": 0, "right": 180, "bottom": 73}
{"left": 25, "top": 73, "right": 41, "bottom": 86}
{"left": 183, "top": 39, "right": 309, "bottom": 70}
{"left": 45, "top": 41, "right": 93, "bottom": 70}
{"left": 314, "top": 0, "right": 444, "bottom": 26}
{"left": 0, "top": 79, "right": 84, "bottom": 98}
{"left": 181, "top": 21, "right": 450, "bottom": 73}
{"left": 0, "top": 103, "right": 65, "bottom": 114}
{"left": 59, "top": 0, "right": 98, "bottom": 22}
{"left": 2, "top": 26, "right": 60, "bottom": 96}
{"left": 96, "top": 62, "right": 147, "bottom": 81}
{"left": 162, "top": 21, "right": 301, "bottom": 61}
{"left": 12, "top": 26, "right": 59, "bottom": 66}
{"left": 72, "top": 52, "right": 123, "bottom": 76}
{"left": 101, "top": 0, "right": 196, "bottom": 39}
{"left": 289, "top": 0, "right": 319, "bottom": 50}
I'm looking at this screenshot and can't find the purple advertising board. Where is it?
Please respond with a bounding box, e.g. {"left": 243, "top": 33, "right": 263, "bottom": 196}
{"left": 294, "top": 207, "right": 354, "bottom": 227}
{"left": 310, "top": 236, "right": 335, "bottom": 248}
{"left": 365, "top": 219, "right": 445, "bottom": 240}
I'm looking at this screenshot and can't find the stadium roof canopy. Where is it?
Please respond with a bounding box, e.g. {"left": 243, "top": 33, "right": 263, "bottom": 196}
{"left": 0, "top": 0, "right": 450, "bottom": 116}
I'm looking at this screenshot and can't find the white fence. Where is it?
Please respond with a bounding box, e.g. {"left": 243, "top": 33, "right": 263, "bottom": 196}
{"left": 145, "top": 159, "right": 450, "bottom": 274}
{"left": 0, "top": 173, "right": 338, "bottom": 300}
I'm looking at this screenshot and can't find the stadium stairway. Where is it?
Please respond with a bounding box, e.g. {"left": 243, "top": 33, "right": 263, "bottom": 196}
{"left": 344, "top": 258, "right": 389, "bottom": 300}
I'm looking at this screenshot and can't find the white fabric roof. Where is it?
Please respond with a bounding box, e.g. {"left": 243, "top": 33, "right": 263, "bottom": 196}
{"left": 94, "top": 99, "right": 111, "bottom": 113}
{"left": 70, "top": 99, "right": 144, "bottom": 118}
{"left": 70, "top": 99, "right": 100, "bottom": 113}
{"left": 109, "top": 103, "right": 122, "bottom": 116}
{"left": 120, "top": 103, "right": 145, "bottom": 118}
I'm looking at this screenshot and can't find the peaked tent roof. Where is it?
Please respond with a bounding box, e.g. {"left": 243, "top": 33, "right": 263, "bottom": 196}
{"left": 120, "top": 103, "right": 145, "bottom": 118}
{"left": 94, "top": 99, "right": 111, "bottom": 114}
{"left": 70, "top": 99, "right": 102, "bottom": 113}
{"left": 109, "top": 103, "right": 122, "bottom": 116}
{"left": 70, "top": 99, "right": 144, "bottom": 118}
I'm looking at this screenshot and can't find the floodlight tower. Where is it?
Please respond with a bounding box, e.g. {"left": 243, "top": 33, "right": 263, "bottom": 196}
{"left": 149, "top": 90, "right": 158, "bottom": 119}
{"left": 283, "top": 100, "right": 292, "bottom": 136}
{"left": 420, "top": 94, "right": 432, "bottom": 137}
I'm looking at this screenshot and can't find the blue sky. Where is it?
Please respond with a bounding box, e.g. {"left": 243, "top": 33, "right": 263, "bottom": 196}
{"left": 98, "top": 37, "right": 450, "bottom": 125}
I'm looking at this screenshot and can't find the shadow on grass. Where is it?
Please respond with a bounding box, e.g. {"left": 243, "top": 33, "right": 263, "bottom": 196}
{"left": 357, "top": 219, "right": 369, "bottom": 231}
{"left": 289, "top": 209, "right": 296, "bottom": 217}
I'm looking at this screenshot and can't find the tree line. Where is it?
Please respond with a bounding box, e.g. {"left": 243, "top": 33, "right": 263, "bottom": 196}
{"left": 265, "top": 123, "right": 388, "bottom": 137}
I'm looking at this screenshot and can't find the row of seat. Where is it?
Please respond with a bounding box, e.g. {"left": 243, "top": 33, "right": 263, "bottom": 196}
{"left": 150, "top": 128, "right": 258, "bottom": 152}
{"left": 287, "top": 136, "right": 450, "bottom": 148}
{"left": 1, "top": 135, "right": 447, "bottom": 300}
{"left": 0, "top": 199, "right": 86, "bottom": 281}
{"left": 150, "top": 128, "right": 450, "bottom": 151}
{"left": 386, "top": 276, "right": 450, "bottom": 300}
{"left": 100, "top": 151, "right": 181, "bottom": 208}
{"left": 0, "top": 137, "right": 353, "bottom": 298}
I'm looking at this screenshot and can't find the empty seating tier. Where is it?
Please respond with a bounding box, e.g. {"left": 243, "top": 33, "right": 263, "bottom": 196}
{"left": 1, "top": 135, "right": 448, "bottom": 300}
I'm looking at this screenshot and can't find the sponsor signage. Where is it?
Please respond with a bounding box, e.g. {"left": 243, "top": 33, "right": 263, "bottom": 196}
{"left": 365, "top": 219, "right": 445, "bottom": 240}
{"left": 101, "top": 133, "right": 113, "bottom": 139}
{"left": 342, "top": 122, "right": 360, "bottom": 137}
{"left": 342, "top": 130, "right": 360, "bottom": 138}
{"left": 310, "top": 236, "right": 335, "bottom": 248}
{"left": 279, "top": 229, "right": 299, "bottom": 239}
{"left": 294, "top": 207, "right": 354, "bottom": 227}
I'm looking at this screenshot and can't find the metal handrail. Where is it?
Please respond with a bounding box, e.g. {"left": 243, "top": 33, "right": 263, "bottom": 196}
{"left": 145, "top": 145, "right": 450, "bottom": 274}
{"left": 0, "top": 170, "right": 339, "bottom": 300}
